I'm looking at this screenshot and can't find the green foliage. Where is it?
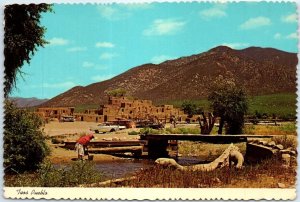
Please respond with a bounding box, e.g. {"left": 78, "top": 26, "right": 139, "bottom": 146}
{"left": 248, "top": 93, "right": 296, "bottom": 120}
{"left": 157, "top": 93, "right": 296, "bottom": 120}
{"left": 128, "top": 131, "right": 139, "bottom": 135}
{"left": 106, "top": 88, "right": 127, "bottom": 97}
{"left": 140, "top": 127, "right": 161, "bottom": 135}
{"left": 4, "top": 100, "right": 50, "bottom": 173}
{"left": 5, "top": 161, "right": 104, "bottom": 187}
{"left": 181, "top": 100, "right": 203, "bottom": 118}
{"left": 208, "top": 75, "right": 248, "bottom": 134}
{"left": 4, "top": 4, "right": 52, "bottom": 97}
{"left": 165, "top": 127, "right": 200, "bottom": 134}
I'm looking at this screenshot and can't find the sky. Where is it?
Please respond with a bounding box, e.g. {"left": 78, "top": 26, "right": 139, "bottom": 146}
{"left": 10, "top": 2, "right": 298, "bottom": 99}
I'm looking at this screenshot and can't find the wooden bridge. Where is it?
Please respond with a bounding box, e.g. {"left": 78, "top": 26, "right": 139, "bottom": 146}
{"left": 63, "top": 134, "right": 273, "bottom": 159}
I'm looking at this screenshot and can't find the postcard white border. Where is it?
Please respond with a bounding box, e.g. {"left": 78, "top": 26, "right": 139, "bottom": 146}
{"left": 3, "top": 187, "right": 297, "bottom": 200}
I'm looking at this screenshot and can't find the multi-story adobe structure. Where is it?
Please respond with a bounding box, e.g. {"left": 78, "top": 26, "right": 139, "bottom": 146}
{"left": 74, "top": 96, "right": 187, "bottom": 123}
{"left": 36, "top": 107, "right": 75, "bottom": 120}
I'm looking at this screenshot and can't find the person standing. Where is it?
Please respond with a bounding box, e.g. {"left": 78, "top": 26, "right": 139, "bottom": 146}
{"left": 75, "top": 134, "right": 94, "bottom": 160}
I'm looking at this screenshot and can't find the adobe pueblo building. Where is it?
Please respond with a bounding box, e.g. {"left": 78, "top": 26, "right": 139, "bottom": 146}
{"left": 74, "top": 96, "right": 188, "bottom": 123}
{"left": 36, "top": 107, "right": 75, "bottom": 120}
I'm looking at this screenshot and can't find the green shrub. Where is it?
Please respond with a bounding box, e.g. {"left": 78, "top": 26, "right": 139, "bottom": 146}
{"left": 128, "top": 131, "right": 139, "bottom": 135}
{"left": 140, "top": 128, "right": 161, "bottom": 135}
{"left": 165, "top": 127, "right": 200, "bottom": 134}
{"left": 5, "top": 160, "right": 104, "bottom": 187}
{"left": 4, "top": 100, "right": 50, "bottom": 173}
{"left": 40, "top": 161, "right": 104, "bottom": 187}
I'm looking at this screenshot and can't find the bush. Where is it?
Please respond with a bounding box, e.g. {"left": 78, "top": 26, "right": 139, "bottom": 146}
{"left": 140, "top": 128, "right": 161, "bottom": 135}
{"left": 272, "top": 135, "right": 297, "bottom": 150}
{"left": 4, "top": 100, "right": 50, "bottom": 173}
{"left": 165, "top": 127, "right": 200, "bottom": 134}
{"left": 38, "top": 161, "right": 103, "bottom": 187}
{"left": 128, "top": 131, "right": 139, "bottom": 135}
{"left": 5, "top": 160, "right": 104, "bottom": 187}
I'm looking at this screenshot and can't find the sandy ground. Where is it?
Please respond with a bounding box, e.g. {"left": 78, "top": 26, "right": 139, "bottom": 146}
{"left": 44, "top": 121, "right": 141, "bottom": 164}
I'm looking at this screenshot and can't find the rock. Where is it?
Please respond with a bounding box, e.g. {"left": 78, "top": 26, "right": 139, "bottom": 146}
{"left": 259, "top": 140, "right": 268, "bottom": 145}
{"left": 281, "top": 153, "right": 291, "bottom": 167}
{"left": 267, "top": 141, "right": 276, "bottom": 147}
{"left": 290, "top": 151, "right": 297, "bottom": 156}
{"left": 279, "top": 149, "right": 291, "bottom": 154}
{"left": 275, "top": 144, "right": 284, "bottom": 150}
{"left": 277, "top": 183, "right": 286, "bottom": 188}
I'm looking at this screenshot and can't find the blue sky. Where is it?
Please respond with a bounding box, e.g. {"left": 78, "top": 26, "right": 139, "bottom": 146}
{"left": 11, "top": 2, "right": 298, "bottom": 99}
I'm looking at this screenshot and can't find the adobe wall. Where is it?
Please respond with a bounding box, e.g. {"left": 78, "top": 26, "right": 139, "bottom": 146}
{"left": 36, "top": 107, "right": 75, "bottom": 119}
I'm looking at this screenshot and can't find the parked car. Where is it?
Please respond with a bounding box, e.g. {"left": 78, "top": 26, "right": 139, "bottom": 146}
{"left": 90, "top": 122, "right": 126, "bottom": 133}
{"left": 60, "top": 115, "right": 75, "bottom": 122}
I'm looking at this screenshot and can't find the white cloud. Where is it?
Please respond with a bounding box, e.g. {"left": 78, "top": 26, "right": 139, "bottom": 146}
{"left": 143, "top": 19, "right": 186, "bottom": 36}
{"left": 274, "top": 33, "right": 282, "bottom": 39}
{"left": 221, "top": 43, "right": 249, "bottom": 49}
{"left": 199, "top": 4, "right": 227, "bottom": 19}
{"left": 82, "top": 61, "right": 95, "bottom": 68}
{"left": 66, "top": 46, "right": 87, "bottom": 52}
{"left": 240, "top": 16, "right": 271, "bottom": 30}
{"left": 47, "top": 37, "right": 69, "bottom": 46}
{"left": 281, "top": 13, "right": 297, "bottom": 23}
{"left": 95, "top": 42, "right": 115, "bottom": 48}
{"left": 286, "top": 32, "right": 297, "bottom": 39}
{"left": 97, "top": 5, "right": 130, "bottom": 20}
{"left": 100, "top": 53, "right": 118, "bottom": 60}
{"left": 91, "top": 74, "right": 115, "bottom": 82}
{"left": 151, "top": 55, "right": 176, "bottom": 64}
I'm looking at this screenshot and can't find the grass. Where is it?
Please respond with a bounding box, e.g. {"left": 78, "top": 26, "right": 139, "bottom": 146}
{"left": 109, "top": 156, "right": 296, "bottom": 188}
{"left": 272, "top": 135, "right": 297, "bottom": 150}
{"left": 247, "top": 93, "right": 296, "bottom": 119}
{"left": 178, "top": 142, "right": 247, "bottom": 160}
{"left": 139, "top": 127, "right": 201, "bottom": 135}
{"left": 156, "top": 93, "right": 296, "bottom": 120}
{"left": 244, "top": 122, "right": 296, "bottom": 136}
{"left": 5, "top": 160, "right": 104, "bottom": 187}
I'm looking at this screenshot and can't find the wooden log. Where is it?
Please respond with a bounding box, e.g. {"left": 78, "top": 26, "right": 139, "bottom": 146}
{"left": 88, "top": 146, "right": 143, "bottom": 154}
{"left": 63, "top": 140, "right": 145, "bottom": 150}
{"left": 155, "top": 144, "right": 244, "bottom": 172}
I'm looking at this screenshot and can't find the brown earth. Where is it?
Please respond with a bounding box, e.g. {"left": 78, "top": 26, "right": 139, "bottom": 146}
{"left": 41, "top": 46, "right": 297, "bottom": 107}
{"left": 44, "top": 121, "right": 141, "bottom": 164}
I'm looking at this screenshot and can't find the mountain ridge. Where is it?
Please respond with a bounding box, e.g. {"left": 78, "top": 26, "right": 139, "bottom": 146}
{"left": 41, "top": 46, "right": 297, "bottom": 107}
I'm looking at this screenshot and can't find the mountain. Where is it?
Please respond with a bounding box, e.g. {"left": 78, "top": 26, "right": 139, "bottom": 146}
{"left": 9, "top": 97, "right": 49, "bottom": 108}
{"left": 41, "top": 46, "right": 297, "bottom": 107}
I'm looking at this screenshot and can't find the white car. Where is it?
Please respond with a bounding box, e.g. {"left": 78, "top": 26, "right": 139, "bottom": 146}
{"left": 60, "top": 115, "right": 75, "bottom": 122}
{"left": 90, "top": 122, "right": 126, "bottom": 133}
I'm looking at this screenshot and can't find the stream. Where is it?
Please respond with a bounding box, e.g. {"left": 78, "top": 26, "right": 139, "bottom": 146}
{"left": 92, "top": 156, "right": 209, "bottom": 179}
